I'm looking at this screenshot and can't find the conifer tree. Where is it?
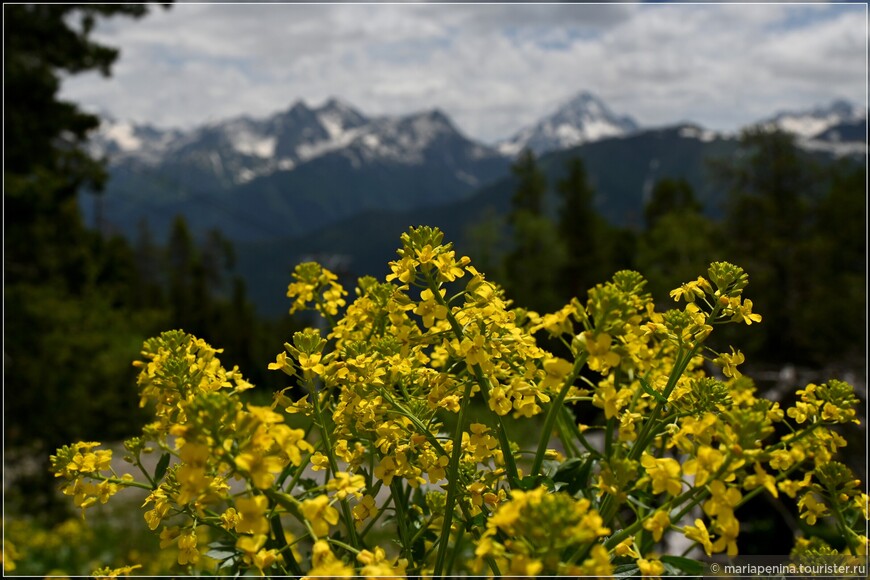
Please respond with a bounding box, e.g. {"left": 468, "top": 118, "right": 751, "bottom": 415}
{"left": 716, "top": 127, "right": 821, "bottom": 361}
{"left": 504, "top": 150, "right": 565, "bottom": 312}
{"left": 635, "top": 178, "right": 720, "bottom": 302}
{"left": 556, "top": 157, "right": 607, "bottom": 300}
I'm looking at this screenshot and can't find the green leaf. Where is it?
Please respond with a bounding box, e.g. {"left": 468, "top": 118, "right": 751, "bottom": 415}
{"left": 464, "top": 512, "right": 486, "bottom": 531}
{"left": 204, "top": 548, "right": 236, "bottom": 561}
{"left": 661, "top": 555, "right": 706, "bottom": 575}
{"left": 552, "top": 455, "right": 593, "bottom": 495}
{"left": 516, "top": 475, "right": 553, "bottom": 491}
{"left": 153, "top": 452, "right": 170, "bottom": 487}
{"left": 612, "top": 562, "right": 640, "bottom": 577}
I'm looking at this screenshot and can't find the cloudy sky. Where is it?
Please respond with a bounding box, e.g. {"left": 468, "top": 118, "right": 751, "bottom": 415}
{"left": 60, "top": 2, "right": 867, "bottom": 143}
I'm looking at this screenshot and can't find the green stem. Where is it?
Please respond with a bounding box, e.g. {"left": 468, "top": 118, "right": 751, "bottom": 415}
{"left": 530, "top": 355, "right": 588, "bottom": 476}
{"left": 560, "top": 408, "right": 604, "bottom": 458}
{"left": 269, "top": 504, "right": 303, "bottom": 576}
{"left": 95, "top": 475, "right": 153, "bottom": 491}
{"left": 630, "top": 345, "right": 699, "bottom": 462}
{"left": 391, "top": 479, "right": 416, "bottom": 568}
{"left": 555, "top": 411, "right": 581, "bottom": 459}
{"left": 134, "top": 455, "right": 157, "bottom": 489}
{"left": 446, "top": 524, "right": 465, "bottom": 576}
{"left": 433, "top": 379, "right": 475, "bottom": 577}
{"left": 469, "top": 364, "right": 520, "bottom": 487}
{"left": 281, "top": 453, "right": 313, "bottom": 494}
{"left": 326, "top": 538, "right": 361, "bottom": 555}
{"left": 309, "top": 382, "right": 360, "bottom": 550}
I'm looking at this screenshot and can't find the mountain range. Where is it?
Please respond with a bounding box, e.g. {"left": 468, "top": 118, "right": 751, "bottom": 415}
{"left": 82, "top": 93, "right": 866, "bottom": 315}
{"left": 85, "top": 99, "right": 509, "bottom": 242}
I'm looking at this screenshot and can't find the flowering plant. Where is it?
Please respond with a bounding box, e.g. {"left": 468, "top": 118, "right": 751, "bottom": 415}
{"left": 47, "top": 226, "right": 866, "bottom": 577}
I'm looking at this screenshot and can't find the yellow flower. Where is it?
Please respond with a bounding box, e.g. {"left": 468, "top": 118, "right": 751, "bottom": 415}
{"left": 487, "top": 491, "right": 524, "bottom": 533}
{"left": 593, "top": 381, "right": 632, "bottom": 420}
{"left": 643, "top": 510, "right": 671, "bottom": 542}
{"left": 580, "top": 544, "right": 613, "bottom": 576}
{"left": 237, "top": 534, "right": 282, "bottom": 574}
{"left": 488, "top": 385, "right": 513, "bottom": 416}
{"left": 373, "top": 455, "right": 398, "bottom": 485}
{"left": 731, "top": 298, "right": 762, "bottom": 325}
{"left": 235, "top": 495, "right": 270, "bottom": 535}
{"left": 327, "top": 471, "right": 366, "bottom": 500}
{"left": 92, "top": 564, "right": 142, "bottom": 578}
{"left": 353, "top": 495, "right": 378, "bottom": 524}
{"left": 778, "top": 472, "right": 812, "bottom": 499}
{"left": 508, "top": 554, "right": 543, "bottom": 576}
{"left": 301, "top": 495, "right": 340, "bottom": 537}
{"left": 703, "top": 480, "right": 742, "bottom": 518}
{"left": 386, "top": 256, "right": 416, "bottom": 285}
{"left": 271, "top": 424, "right": 314, "bottom": 466}
{"left": 357, "top": 546, "right": 408, "bottom": 578}
{"left": 434, "top": 251, "right": 469, "bottom": 282}
{"left": 581, "top": 332, "right": 621, "bottom": 373}
{"left": 669, "top": 278, "right": 707, "bottom": 302}
{"left": 303, "top": 560, "right": 355, "bottom": 579}
{"left": 458, "top": 332, "right": 491, "bottom": 369}
{"left": 714, "top": 347, "right": 745, "bottom": 379}
{"left": 682, "top": 446, "right": 725, "bottom": 486}
{"left": 298, "top": 352, "right": 325, "bottom": 375}
{"left": 638, "top": 557, "right": 665, "bottom": 577}
{"left": 235, "top": 451, "right": 285, "bottom": 489}
{"left": 798, "top": 492, "right": 828, "bottom": 525}
{"left": 220, "top": 508, "right": 241, "bottom": 531}
{"left": 413, "top": 288, "right": 448, "bottom": 328}
{"left": 769, "top": 449, "right": 794, "bottom": 471}
{"left": 142, "top": 488, "right": 171, "bottom": 531}
{"left": 712, "top": 512, "right": 740, "bottom": 556}
{"left": 541, "top": 356, "right": 573, "bottom": 390}
{"left": 743, "top": 463, "right": 778, "bottom": 498}
{"left": 614, "top": 537, "right": 639, "bottom": 559}
{"left": 303, "top": 540, "right": 355, "bottom": 579}
{"left": 415, "top": 243, "right": 436, "bottom": 264}
{"left": 177, "top": 530, "right": 199, "bottom": 566}
{"left": 310, "top": 452, "right": 329, "bottom": 471}
{"left": 641, "top": 453, "right": 683, "bottom": 496}
{"left": 684, "top": 518, "right": 714, "bottom": 556}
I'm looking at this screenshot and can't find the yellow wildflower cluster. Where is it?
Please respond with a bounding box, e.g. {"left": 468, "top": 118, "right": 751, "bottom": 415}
{"left": 474, "top": 487, "right": 612, "bottom": 576}
{"left": 48, "top": 227, "right": 866, "bottom": 577}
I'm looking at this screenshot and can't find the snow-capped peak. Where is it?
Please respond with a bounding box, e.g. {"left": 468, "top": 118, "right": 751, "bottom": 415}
{"left": 339, "top": 109, "right": 463, "bottom": 165}
{"left": 89, "top": 118, "right": 181, "bottom": 163}
{"left": 765, "top": 99, "right": 866, "bottom": 139}
{"left": 314, "top": 98, "right": 367, "bottom": 140}
{"left": 497, "top": 91, "right": 640, "bottom": 157}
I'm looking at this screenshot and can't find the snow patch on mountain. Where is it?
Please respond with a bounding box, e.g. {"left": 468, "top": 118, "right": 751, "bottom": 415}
{"left": 764, "top": 100, "right": 866, "bottom": 138}
{"left": 90, "top": 118, "right": 182, "bottom": 164}
{"left": 678, "top": 125, "right": 719, "bottom": 142}
{"left": 231, "top": 131, "right": 277, "bottom": 159}
{"left": 295, "top": 126, "right": 361, "bottom": 162}
{"left": 762, "top": 100, "right": 867, "bottom": 157}
{"left": 103, "top": 121, "right": 142, "bottom": 152}
{"left": 497, "top": 91, "right": 639, "bottom": 156}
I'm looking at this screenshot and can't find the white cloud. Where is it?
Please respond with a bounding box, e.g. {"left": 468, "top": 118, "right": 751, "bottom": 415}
{"left": 59, "top": 3, "right": 867, "bottom": 142}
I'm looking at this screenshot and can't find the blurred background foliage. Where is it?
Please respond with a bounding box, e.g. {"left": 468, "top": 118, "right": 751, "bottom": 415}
{"left": 4, "top": 3, "right": 299, "bottom": 525}
{"left": 497, "top": 134, "right": 865, "bottom": 368}
{"left": 2, "top": 3, "right": 865, "bottom": 575}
